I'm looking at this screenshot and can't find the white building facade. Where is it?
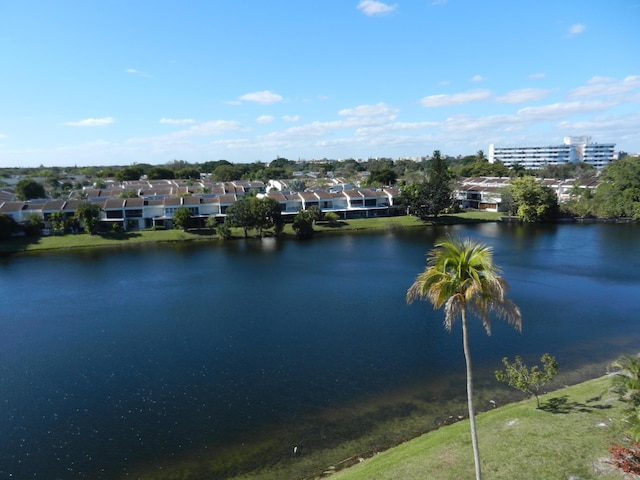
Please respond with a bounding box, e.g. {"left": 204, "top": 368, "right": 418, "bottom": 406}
{"left": 488, "top": 136, "right": 616, "bottom": 169}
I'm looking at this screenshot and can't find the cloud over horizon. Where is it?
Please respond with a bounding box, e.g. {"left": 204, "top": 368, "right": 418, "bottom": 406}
{"left": 566, "top": 23, "right": 586, "bottom": 37}
{"left": 357, "top": 1, "right": 397, "bottom": 16}
{"left": 239, "top": 90, "right": 284, "bottom": 105}
{"left": 64, "top": 117, "right": 115, "bottom": 127}
{"left": 159, "top": 118, "right": 196, "bottom": 125}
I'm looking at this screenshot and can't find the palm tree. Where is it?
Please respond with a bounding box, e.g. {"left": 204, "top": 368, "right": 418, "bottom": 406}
{"left": 610, "top": 354, "right": 640, "bottom": 440}
{"left": 407, "top": 235, "right": 522, "bottom": 480}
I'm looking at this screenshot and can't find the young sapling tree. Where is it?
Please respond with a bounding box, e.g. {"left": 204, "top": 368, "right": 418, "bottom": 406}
{"left": 495, "top": 353, "right": 558, "bottom": 408}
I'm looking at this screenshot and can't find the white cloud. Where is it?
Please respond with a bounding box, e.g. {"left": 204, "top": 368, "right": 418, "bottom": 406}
{"left": 283, "top": 115, "right": 301, "bottom": 122}
{"left": 256, "top": 115, "right": 275, "bottom": 124}
{"left": 567, "top": 24, "right": 586, "bottom": 36}
{"left": 0, "top": 133, "right": 6, "bottom": 139}
{"left": 495, "top": 88, "right": 551, "bottom": 104}
{"left": 568, "top": 75, "right": 640, "bottom": 99}
{"left": 65, "top": 117, "right": 115, "bottom": 127}
{"left": 470, "top": 74, "right": 485, "bottom": 82}
{"left": 338, "top": 102, "right": 398, "bottom": 119}
{"left": 515, "top": 100, "right": 612, "bottom": 122}
{"left": 167, "top": 120, "right": 243, "bottom": 138}
{"left": 529, "top": 73, "right": 546, "bottom": 80}
{"left": 128, "top": 120, "right": 243, "bottom": 147}
{"left": 420, "top": 89, "right": 492, "bottom": 107}
{"left": 357, "top": 0, "right": 397, "bottom": 16}
{"left": 239, "top": 90, "right": 283, "bottom": 105}
{"left": 556, "top": 112, "right": 640, "bottom": 134}
{"left": 159, "top": 118, "right": 196, "bottom": 125}
{"left": 430, "top": 0, "right": 449, "bottom": 5}
{"left": 355, "top": 121, "right": 438, "bottom": 136}
{"left": 125, "top": 68, "right": 150, "bottom": 77}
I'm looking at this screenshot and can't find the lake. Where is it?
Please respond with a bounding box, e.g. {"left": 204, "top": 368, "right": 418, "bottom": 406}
{"left": 1, "top": 222, "right": 639, "bottom": 479}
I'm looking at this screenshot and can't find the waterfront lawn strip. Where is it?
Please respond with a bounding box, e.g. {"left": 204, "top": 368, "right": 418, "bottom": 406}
{"left": 0, "top": 228, "right": 219, "bottom": 254}
{"left": 0, "top": 212, "right": 502, "bottom": 254}
{"left": 329, "top": 376, "right": 624, "bottom": 480}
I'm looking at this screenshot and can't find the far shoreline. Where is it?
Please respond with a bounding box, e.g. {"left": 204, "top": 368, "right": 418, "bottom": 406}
{"left": 0, "top": 211, "right": 503, "bottom": 257}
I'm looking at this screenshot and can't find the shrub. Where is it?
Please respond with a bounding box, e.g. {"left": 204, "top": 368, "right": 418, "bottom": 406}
{"left": 495, "top": 353, "right": 558, "bottom": 408}
{"left": 324, "top": 212, "right": 340, "bottom": 225}
{"left": 217, "top": 222, "right": 232, "bottom": 239}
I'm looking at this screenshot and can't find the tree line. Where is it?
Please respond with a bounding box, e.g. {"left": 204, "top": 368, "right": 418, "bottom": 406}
{"left": 2, "top": 152, "right": 639, "bottom": 241}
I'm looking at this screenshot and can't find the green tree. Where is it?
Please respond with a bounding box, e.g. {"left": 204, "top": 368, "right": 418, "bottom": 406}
{"left": 457, "top": 159, "right": 509, "bottom": 178}
{"left": 175, "top": 167, "right": 201, "bottom": 180}
{"left": 205, "top": 215, "right": 218, "bottom": 230}
{"left": 399, "top": 182, "right": 429, "bottom": 219}
{"left": 216, "top": 221, "right": 232, "bottom": 239}
{"left": 93, "top": 178, "right": 106, "bottom": 189}
{"left": 49, "top": 211, "right": 68, "bottom": 235}
{"left": 610, "top": 354, "right": 640, "bottom": 440}
{"left": 509, "top": 176, "right": 558, "bottom": 222}
{"left": 365, "top": 167, "right": 397, "bottom": 187}
{"left": 592, "top": 157, "right": 640, "bottom": 219}
{"left": 269, "top": 157, "right": 296, "bottom": 171}
{"left": 251, "top": 197, "right": 283, "bottom": 237}
{"left": 425, "top": 150, "right": 453, "bottom": 217}
{"left": 292, "top": 210, "right": 315, "bottom": 239}
{"left": 407, "top": 235, "right": 522, "bottom": 480}
{"left": 324, "top": 211, "right": 340, "bottom": 225}
{"left": 200, "top": 160, "right": 232, "bottom": 173}
{"left": 495, "top": 353, "right": 558, "bottom": 408}
{"left": 115, "top": 166, "right": 143, "bottom": 182}
{"left": 509, "top": 163, "right": 528, "bottom": 178}
{"left": 224, "top": 196, "right": 254, "bottom": 237}
{"left": 212, "top": 165, "right": 240, "bottom": 182}
{"left": 172, "top": 207, "right": 192, "bottom": 232}
{"left": 147, "top": 167, "right": 175, "bottom": 180}
{"left": 306, "top": 205, "right": 322, "bottom": 223}
{"left": 15, "top": 179, "right": 46, "bottom": 200}
{"left": 74, "top": 202, "right": 102, "bottom": 235}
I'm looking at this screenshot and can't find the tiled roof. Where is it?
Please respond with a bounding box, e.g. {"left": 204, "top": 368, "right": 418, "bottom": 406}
{"left": 125, "top": 198, "right": 145, "bottom": 208}
{"left": 104, "top": 199, "right": 126, "bottom": 209}
{"left": 182, "top": 196, "right": 201, "bottom": 205}
{"left": 0, "top": 201, "right": 25, "bottom": 213}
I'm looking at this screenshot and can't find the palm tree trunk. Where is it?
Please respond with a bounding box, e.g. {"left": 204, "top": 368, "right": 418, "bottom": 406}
{"left": 462, "top": 309, "right": 482, "bottom": 480}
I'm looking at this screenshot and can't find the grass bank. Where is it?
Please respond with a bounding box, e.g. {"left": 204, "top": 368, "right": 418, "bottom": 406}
{"left": 0, "top": 211, "right": 503, "bottom": 255}
{"left": 326, "top": 376, "right": 625, "bottom": 480}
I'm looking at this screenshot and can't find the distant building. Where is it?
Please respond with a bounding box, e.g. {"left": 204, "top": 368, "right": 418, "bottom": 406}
{"left": 488, "top": 136, "right": 616, "bottom": 169}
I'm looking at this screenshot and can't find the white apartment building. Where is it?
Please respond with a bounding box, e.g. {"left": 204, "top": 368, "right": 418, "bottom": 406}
{"left": 488, "top": 136, "right": 616, "bottom": 169}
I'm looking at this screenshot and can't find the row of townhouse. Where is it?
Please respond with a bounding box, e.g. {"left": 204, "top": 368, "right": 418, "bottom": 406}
{"left": 0, "top": 181, "right": 402, "bottom": 232}
{"left": 456, "top": 177, "right": 602, "bottom": 211}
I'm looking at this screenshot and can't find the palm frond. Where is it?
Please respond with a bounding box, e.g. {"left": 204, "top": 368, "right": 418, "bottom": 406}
{"left": 407, "top": 234, "right": 521, "bottom": 335}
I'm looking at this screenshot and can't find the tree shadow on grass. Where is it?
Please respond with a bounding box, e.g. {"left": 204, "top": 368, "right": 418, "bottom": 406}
{"left": 539, "top": 395, "right": 612, "bottom": 414}
{"left": 317, "top": 221, "right": 348, "bottom": 229}
{"left": 99, "top": 231, "right": 143, "bottom": 241}
{"left": 187, "top": 228, "right": 218, "bottom": 236}
{"left": 0, "top": 235, "right": 42, "bottom": 255}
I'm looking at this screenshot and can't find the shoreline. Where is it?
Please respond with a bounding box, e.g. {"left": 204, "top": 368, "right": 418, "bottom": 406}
{"left": 127, "top": 359, "right": 618, "bottom": 480}
{"left": 0, "top": 212, "right": 503, "bottom": 257}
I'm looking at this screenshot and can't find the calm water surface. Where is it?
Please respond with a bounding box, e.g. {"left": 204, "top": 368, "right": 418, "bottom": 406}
{"left": 0, "top": 223, "right": 639, "bottom": 478}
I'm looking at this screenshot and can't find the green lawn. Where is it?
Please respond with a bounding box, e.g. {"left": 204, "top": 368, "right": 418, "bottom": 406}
{"left": 0, "top": 211, "right": 503, "bottom": 255}
{"left": 0, "top": 228, "right": 220, "bottom": 254}
{"left": 328, "top": 376, "right": 625, "bottom": 480}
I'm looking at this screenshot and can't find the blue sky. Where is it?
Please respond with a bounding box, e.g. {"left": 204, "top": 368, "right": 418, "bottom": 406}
{"left": 1, "top": 0, "right": 639, "bottom": 167}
